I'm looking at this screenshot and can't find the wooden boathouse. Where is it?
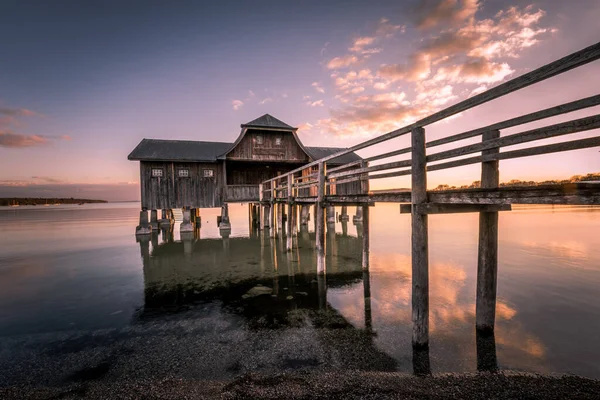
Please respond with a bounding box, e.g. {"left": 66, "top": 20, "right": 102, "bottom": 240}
{"left": 128, "top": 114, "right": 363, "bottom": 233}
{"left": 130, "top": 42, "right": 600, "bottom": 361}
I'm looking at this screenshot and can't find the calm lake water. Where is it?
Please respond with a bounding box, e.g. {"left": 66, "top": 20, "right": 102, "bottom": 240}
{"left": 0, "top": 202, "right": 599, "bottom": 385}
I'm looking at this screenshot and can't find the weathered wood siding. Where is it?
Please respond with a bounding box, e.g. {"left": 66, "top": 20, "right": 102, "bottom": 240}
{"left": 226, "top": 185, "right": 260, "bottom": 202}
{"left": 227, "top": 129, "right": 310, "bottom": 162}
{"left": 140, "top": 161, "right": 224, "bottom": 210}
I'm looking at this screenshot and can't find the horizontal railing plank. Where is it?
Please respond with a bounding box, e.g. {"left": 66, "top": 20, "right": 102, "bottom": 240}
{"left": 428, "top": 114, "right": 600, "bottom": 163}
{"left": 428, "top": 136, "right": 600, "bottom": 172}
{"left": 328, "top": 159, "right": 411, "bottom": 180}
{"left": 427, "top": 94, "right": 600, "bottom": 148}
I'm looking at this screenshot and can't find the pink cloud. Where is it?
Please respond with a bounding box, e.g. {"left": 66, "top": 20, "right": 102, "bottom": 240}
{"left": 414, "top": 0, "right": 479, "bottom": 30}
{"left": 327, "top": 55, "right": 360, "bottom": 69}
{"left": 0, "top": 131, "right": 49, "bottom": 148}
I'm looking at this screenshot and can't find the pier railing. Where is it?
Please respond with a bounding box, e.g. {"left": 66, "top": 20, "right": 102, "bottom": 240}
{"left": 258, "top": 41, "right": 600, "bottom": 348}
{"left": 260, "top": 42, "right": 600, "bottom": 206}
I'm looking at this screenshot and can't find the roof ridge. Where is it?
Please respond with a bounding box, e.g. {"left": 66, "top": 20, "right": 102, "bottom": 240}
{"left": 143, "top": 138, "right": 233, "bottom": 145}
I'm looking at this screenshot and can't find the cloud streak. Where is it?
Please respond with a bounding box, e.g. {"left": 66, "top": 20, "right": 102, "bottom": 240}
{"left": 307, "top": 1, "right": 554, "bottom": 139}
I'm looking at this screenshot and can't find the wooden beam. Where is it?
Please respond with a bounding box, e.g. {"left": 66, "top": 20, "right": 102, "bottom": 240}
{"left": 427, "top": 115, "right": 600, "bottom": 164}
{"left": 316, "top": 162, "right": 326, "bottom": 274}
{"left": 400, "top": 203, "right": 511, "bottom": 214}
{"left": 362, "top": 204, "right": 370, "bottom": 271}
{"left": 476, "top": 130, "right": 500, "bottom": 332}
{"left": 287, "top": 177, "right": 293, "bottom": 251}
{"left": 428, "top": 183, "right": 600, "bottom": 204}
{"left": 428, "top": 136, "right": 600, "bottom": 172}
{"left": 427, "top": 94, "right": 600, "bottom": 148}
{"left": 327, "top": 160, "right": 363, "bottom": 173}
{"left": 328, "top": 159, "right": 411, "bottom": 180}
{"left": 411, "top": 127, "right": 429, "bottom": 348}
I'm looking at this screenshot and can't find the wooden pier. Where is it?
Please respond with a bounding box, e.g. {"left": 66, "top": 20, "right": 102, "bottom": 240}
{"left": 257, "top": 42, "right": 600, "bottom": 348}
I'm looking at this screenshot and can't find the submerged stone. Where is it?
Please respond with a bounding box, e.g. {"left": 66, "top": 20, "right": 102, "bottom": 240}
{"left": 241, "top": 286, "right": 273, "bottom": 299}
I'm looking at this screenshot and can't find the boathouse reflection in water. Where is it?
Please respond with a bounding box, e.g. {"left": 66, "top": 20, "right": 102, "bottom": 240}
{"left": 136, "top": 220, "right": 498, "bottom": 375}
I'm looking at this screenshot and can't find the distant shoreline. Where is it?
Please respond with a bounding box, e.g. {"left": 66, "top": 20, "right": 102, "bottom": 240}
{"left": 0, "top": 198, "right": 108, "bottom": 206}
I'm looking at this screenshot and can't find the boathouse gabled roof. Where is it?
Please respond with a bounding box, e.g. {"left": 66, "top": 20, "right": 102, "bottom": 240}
{"left": 127, "top": 139, "right": 362, "bottom": 165}
{"left": 128, "top": 114, "right": 362, "bottom": 165}
{"left": 127, "top": 139, "right": 232, "bottom": 162}
{"left": 240, "top": 114, "right": 296, "bottom": 131}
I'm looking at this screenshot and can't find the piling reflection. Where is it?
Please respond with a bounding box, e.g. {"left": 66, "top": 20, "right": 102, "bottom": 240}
{"left": 136, "top": 223, "right": 399, "bottom": 372}
{"left": 135, "top": 210, "right": 544, "bottom": 376}
{"left": 476, "top": 329, "right": 498, "bottom": 372}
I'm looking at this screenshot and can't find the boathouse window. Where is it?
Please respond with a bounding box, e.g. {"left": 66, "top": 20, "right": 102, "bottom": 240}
{"left": 255, "top": 135, "right": 263, "bottom": 145}
{"left": 203, "top": 169, "right": 214, "bottom": 178}
{"left": 275, "top": 137, "right": 282, "bottom": 146}
{"left": 178, "top": 169, "right": 189, "bottom": 177}
{"left": 151, "top": 168, "right": 163, "bottom": 177}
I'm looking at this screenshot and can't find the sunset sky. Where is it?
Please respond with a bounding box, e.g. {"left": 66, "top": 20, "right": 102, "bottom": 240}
{"left": 1, "top": 0, "right": 599, "bottom": 201}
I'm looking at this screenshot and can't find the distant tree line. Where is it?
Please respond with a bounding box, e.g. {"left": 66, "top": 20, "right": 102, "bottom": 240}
{"left": 433, "top": 172, "right": 600, "bottom": 191}
{"left": 0, "top": 198, "right": 108, "bottom": 206}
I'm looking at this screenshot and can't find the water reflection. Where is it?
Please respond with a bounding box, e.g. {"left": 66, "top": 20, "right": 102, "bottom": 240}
{"left": 136, "top": 224, "right": 399, "bottom": 372}
{"left": 2, "top": 203, "right": 600, "bottom": 380}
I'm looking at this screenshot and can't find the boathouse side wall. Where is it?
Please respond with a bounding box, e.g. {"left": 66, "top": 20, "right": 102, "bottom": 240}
{"left": 140, "top": 161, "right": 224, "bottom": 210}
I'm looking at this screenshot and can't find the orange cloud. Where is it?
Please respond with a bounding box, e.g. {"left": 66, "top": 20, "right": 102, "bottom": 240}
{"left": 414, "top": 0, "right": 480, "bottom": 30}
{"left": 0, "top": 131, "right": 49, "bottom": 148}
{"left": 327, "top": 55, "right": 360, "bottom": 69}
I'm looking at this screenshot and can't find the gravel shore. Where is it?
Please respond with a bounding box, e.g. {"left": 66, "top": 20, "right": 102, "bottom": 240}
{"left": 2, "top": 371, "right": 600, "bottom": 399}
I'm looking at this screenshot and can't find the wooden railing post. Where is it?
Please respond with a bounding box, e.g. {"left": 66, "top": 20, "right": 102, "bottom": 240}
{"left": 287, "top": 175, "right": 294, "bottom": 251}
{"left": 360, "top": 160, "right": 370, "bottom": 194}
{"left": 269, "top": 181, "right": 275, "bottom": 238}
{"left": 476, "top": 129, "right": 501, "bottom": 332}
{"left": 411, "top": 126, "right": 429, "bottom": 348}
{"left": 362, "top": 203, "right": 370, "bottom": 271}
{"left": 316, "top": 162, "right": 326, "bottom": 274}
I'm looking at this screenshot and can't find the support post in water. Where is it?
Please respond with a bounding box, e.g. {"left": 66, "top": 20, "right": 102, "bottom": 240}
{"left": 353, "top": 205, "right": 363, "bottom": 223}
{"left": 316, "top": 162, "right": 326, "bottom": 274}
{"left": 269, "top": 187, "right": 276, "bottom": 238}
{"left": 300, "top": 205, "right": 310, "bottom": 225}
{"left": 287, "top": 176, "right": 294, "bottom": 251}
{"left": 476, "top": 129, "right": 501, "bottom": 332}
{"left": 277, "top": 201, "right": 283, "bottom": 233}
{"left": 339, "top": 205, "right": 349, "bottom": 221}
{"left": 194, "top": 208, "right": 201, "bottom": 227}
{"left": 150, "top": 209, "right": 158, "bottom": 230}
{"left": 180, "top": 207, "right": 194, "bottom": 232}
{"left": 362, "top": 204, "right": 370, "bottom": 271}
{"left": 219, "top": 203, "right": 231, "bottom": 230}
{"left": 326, "top": 205, "right": 336, "bottom": 224}
{"left": 411, "top": 126, "right": 429, "bottom": 348}
{"left": 262, "top": 204, "right": 270, "bottom": 230}
{"left": 135, "top": 210, "right": 152, "bottom": 235}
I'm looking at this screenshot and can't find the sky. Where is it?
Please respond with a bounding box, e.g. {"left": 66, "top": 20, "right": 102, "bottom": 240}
{"left": 1, "top": 0, "right": 599, "bottom": 201}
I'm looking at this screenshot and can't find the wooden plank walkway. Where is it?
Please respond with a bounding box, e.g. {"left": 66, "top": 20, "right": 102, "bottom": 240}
{"left": 258, "top": 41, "right": 600, "bottom": 348}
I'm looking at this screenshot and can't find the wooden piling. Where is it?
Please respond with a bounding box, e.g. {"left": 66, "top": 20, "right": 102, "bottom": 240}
{"left": 150, "top": 209, "right": 158, "bottom": 230}
{"left": 136, "top": 210, "right": 152, "bottom": 235}
{"left": 292, "top": 203, "right": 298, "bottom": 237}
{"left": 300, "top": 205, "right": 309, "bottom": 225}
{"left": 180, "top": 208, "right": 194, "bottom": 232}
{"left": 269, "top": 198, "right": 275, "bottom": 238}
{"left": 362, "top": 204, "right": 370, "bottom": 270}
{"left": 476, "top": 129, "right": 501, "bottom": 332}
{"left": 353, "top": 206, "right": 363, "bottom": 223}
{"left": 411, "top": 126, "right": 429, "bottom": 348}
{"left": 287, "top": 176, "right": 293, "bottom": 251}
{"left": 326, "top": 205, "right": 336, "bottom": 224}
{"left": 340, "top": 205, "right": 349, "bottom": 221}
{"left": 277, "top": 202, "right": 283, "bottom": 233}
{"left": 316, "top": 162, "right": 326, "bottom": 274}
